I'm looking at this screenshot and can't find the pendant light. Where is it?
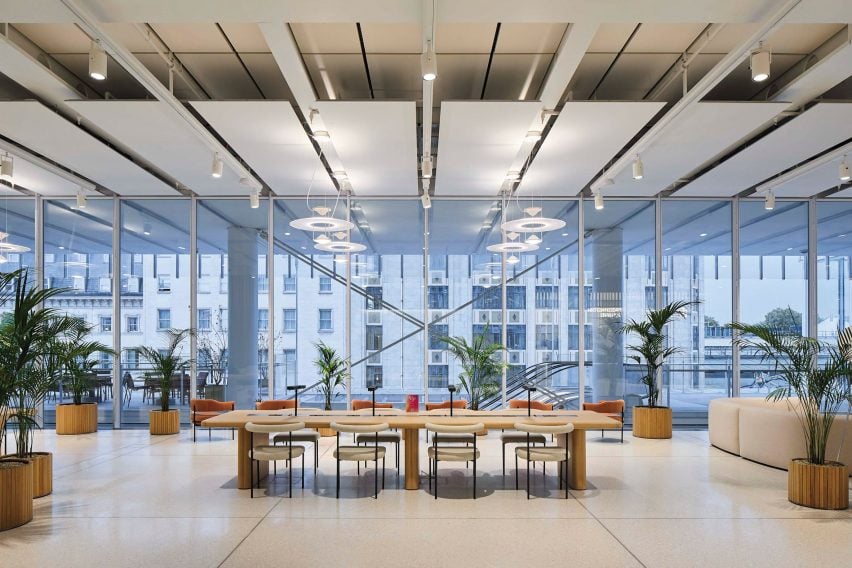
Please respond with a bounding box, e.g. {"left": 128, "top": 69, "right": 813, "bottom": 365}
{"left": 501, "top": 206, "right": 565, "bottom": 234}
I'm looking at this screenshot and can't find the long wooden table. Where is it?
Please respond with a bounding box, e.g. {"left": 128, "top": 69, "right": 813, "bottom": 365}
{"left": 202, "top": 409, "right": 620, "bottom": 491}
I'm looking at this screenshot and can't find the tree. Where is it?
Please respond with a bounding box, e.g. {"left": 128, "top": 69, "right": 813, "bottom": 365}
{"left": 762, "top": 307, "right": 802, "bottom": 332}
{"left": 704, "top": 315, "right": 720, "bottom": 328}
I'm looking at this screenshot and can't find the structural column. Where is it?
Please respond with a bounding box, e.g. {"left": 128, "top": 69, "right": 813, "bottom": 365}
{"left": 590, "top": 227, "right": 624, "bottom": 401}
{"left": 227, "top": 225, "right": 259, "bottom": 410}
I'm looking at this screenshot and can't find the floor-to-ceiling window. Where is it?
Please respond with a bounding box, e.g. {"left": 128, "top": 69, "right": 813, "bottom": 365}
{"left": 817, "top": 200, "right": 852, "bottom": 338}
{"left": 661, "top": 200, "right": 732, "bottom": 422}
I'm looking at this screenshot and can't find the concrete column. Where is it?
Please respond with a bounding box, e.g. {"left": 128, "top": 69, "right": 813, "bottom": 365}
{"left": 227, "top": 226, "right": 259, "bottom": 410}
{"left": 590, "top": 227, "right": 624, "bottom": 401}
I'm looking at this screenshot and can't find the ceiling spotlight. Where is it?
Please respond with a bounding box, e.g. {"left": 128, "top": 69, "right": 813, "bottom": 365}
{"left": 764, "top": 190, "right": 775, "bottom": 211}
{"left": 143, "top": 222, "right": 152, "bottom": 236}
{"left": 421, "top": 41, "right": 437, "bottom": 81}
{"left": 421, "top": 192, "right": 432, "bottom": 209}
{"left": 594, "top": 190, "right": 604, "bottom": 211}
{"left": 0, "top": 154, "right": 13, "bottom": 179}
{"left": 750, "top": 43, "right": 771, "bottom": 82}
{"left": 76, "top": 188, "right": 87, "bottom": 209}
{"left": 88, "top": 40, "right": 107, "bottom": 81}
{"left": 422, "top": 155, "right": 433, "bottom": 178}
{"left": 632, "top": 156, "right": 644, "bottom": 180}
{"left": 249, "top": 187, "right": 260, "bottom": 209}
{"left": 507, "top": 255, "right": 520, "bottom": 265}
{"left": 211, "top": 153, "right": 223, "bottom": 178}
{"left": 312, "top": 130, "right": 331, "bottom": 142}
{"left": 525, "top": 131, "right": 542, "bottom": 142}
{"left": 840, "top": 157, "right": 851, "bottom": 182}
{"left": 525, "top": 234, "right": 542, "bottom": 245}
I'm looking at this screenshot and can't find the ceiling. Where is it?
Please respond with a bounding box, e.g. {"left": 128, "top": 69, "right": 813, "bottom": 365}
{"left": 0, "top": 0, "right": 848, "bottom": 237}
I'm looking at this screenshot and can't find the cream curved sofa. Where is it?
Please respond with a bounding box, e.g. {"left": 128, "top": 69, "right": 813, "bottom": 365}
{"left": 709, "top": 397, "right": 852, "bottom": 475}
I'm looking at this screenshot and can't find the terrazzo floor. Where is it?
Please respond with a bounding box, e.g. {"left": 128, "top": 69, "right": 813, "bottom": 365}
{"left": 1, "top": 428, "right": 850, "bottom": 567}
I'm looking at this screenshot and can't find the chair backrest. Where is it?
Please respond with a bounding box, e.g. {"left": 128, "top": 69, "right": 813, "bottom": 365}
{"left": 583, "top": 400, "right": 625, "bottom": 414}
{"left": 354, "top": 408, "right": 403, "bottom": 415}
{"left": 190, "top": 399, "right": 235, "bottom": 412}
{"left": 330, "top": 422, "right": 389, "bottom": 434}
{"left": 424, "top": 400, "right": 468, "bottom": 411}
{"left": 246, "top": 421, "right": 305, "bottom": 434}
{"left": 514, "top": 422, "right": 574, "bottom": 435}
{"left": 351, "top": 400, "right": 394, "bottom": 411}
{"left": 425, "top": 422, "right": 485, "bottom": 435}
{"left": 509, "top": 399, "right": 554, "bottom": 411}
{"left": 255, "top": 399, "right": 297, "bottom": 411}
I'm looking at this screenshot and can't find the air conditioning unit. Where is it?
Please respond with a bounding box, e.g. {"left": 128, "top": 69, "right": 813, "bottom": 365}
{"left": 429, "top": 350, "right": 448, "bottom": 364}
{"left": 536, "top": 311, "right": 558, "bottom": 324}
{"left": 539, "top": 276, "right": 556, "bottom": 285}
{"left": 536, "top": 350, "right": 557, "bottom": 363}
{"left": 365, "top": 310, "right": 382, "bottom": 325}
{"left": 429, "top": 271, "right": 446, "bottom": 285}
{"left": 366, "top": 351, "right": 381, "bottom": 364}
{"left": 364, "top": 276, "right": 382, "bottom": 286}
{"left": 507, "top": 350, "right": 525, "bottom": 365}
{"left": 475, "top": 274, "right": 495, "bottom": 286}
{"left": 507, "top": 310, "right": 525, "bottom": 324}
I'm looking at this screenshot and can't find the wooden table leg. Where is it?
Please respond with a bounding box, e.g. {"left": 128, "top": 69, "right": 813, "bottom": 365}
{"left": 559, "top": 428, "right": 587, "bottom": 490}
{"left": 403, "top": 427, "right": 420, "bottom": 490}
{"left": 237, "top": 427, "right": 268, "bottom": 490}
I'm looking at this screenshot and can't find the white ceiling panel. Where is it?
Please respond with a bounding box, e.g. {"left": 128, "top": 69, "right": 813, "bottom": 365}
{"left": 192, "top": 101, "right": 336, "bottom": 196}
{"left": 520, "top": 101, "right": 665, "bottom": 197}
{"left": 0, "top": 155, "right": 82, "bottom": 196}
{"left": 68, "top": 100, "right": 244, "bottom": 196}
{"left": 436, "top": 101, "right": 541, "bottom": 196}
{"left": 774, "top": 153, "right": 852, "bottom": 198}
{"left": 315, "top": 101, "right": 417, "bottom": 196}
{"left": 605, "top": 102, "right": 787, "bottom": 197}
{"left": 676, "top": 103, "right": 852, "bottom": 197}
{"left": 0, "top": 101, "right": 175, "bottom": 196}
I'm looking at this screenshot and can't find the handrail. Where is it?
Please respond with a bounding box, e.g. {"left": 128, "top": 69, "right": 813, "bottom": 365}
{"left": 478, "top": 361, "right": 576, "bottom": 410}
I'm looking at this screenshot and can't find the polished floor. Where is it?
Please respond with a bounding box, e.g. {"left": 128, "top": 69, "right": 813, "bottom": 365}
{"left": 1, "top": 428, "right": 850, "bottom": 567}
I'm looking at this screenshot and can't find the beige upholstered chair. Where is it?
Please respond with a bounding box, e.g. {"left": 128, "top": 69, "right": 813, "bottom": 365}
{"left": 499, "top": 400, "right": 554, "bottom": 476}
{"left": 331, "top": 422, "right": 391, "bottom": 498}
{"left": 257, "top": 401, "right": 323, "bottom": 475}
{"left": 513, "top": 422, "right": 574, "bottom": 499}
{"left": 425, "top": 422, "right": 485, "bottom": 499}
{"left": 245, "top": 422, "right": 307, "bottom": 499}
{"left": 354, "top": 408, "right": 403, "bottom": 471}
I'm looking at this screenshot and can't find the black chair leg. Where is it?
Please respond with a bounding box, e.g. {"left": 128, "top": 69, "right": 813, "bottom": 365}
{"left": 382, "top": 455, "right": 386, "bottom": 489}
{"left": 289, "top": 458, "right": 293, "bottom": 499}
{"left": 515, "top": 453, "right": 519, "bottom": 490}
{"left": 526, "top": 457, "right": 531, "bottom": 500}
{"left": 193, "top": 423, "right": 196, "bottom": 443}
{"left": 209, "top": 428, "right": 212, "bottom": 441}
{"left": 250, "top": 458, "right": 254, "bottom": 499}
{"left": 502, "top": 443, "right": 505, "bottom": 477}
{"left": 336, "top": 456, "right": 340, "bottom": 499}
{"left": 472, "top": 457, "right": 477, "bottom": 499}
{"left": 434, "top": 460, "right": 438, "bottom": 499}
{"left": 302, "top": 452, "right": 305, "bottom": 489}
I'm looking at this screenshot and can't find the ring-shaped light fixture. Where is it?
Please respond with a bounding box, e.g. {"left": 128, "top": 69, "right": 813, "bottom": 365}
{"left": 0, "top": 241, "right": 31, "bottom": 253}
{"left": 501, "top": 216, "right": 565, "bottom": 233}
{"left": 486, "top": 241, "right": 539, "bottom": 253}
{"left": 290, "top": 216, "right": 354, "bottom": 232}
{"left": 316, "top": 241, "right": 366, "bottom": 253}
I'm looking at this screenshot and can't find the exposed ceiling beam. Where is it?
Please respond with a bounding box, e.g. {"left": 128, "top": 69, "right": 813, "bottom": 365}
{"left": 0, "top": 136, "right": 97, "bottom": 192}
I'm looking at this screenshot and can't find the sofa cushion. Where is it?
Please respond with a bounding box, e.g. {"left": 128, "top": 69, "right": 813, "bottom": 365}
{"left": 708, "top": 398, "right": 743, "bottom": 455}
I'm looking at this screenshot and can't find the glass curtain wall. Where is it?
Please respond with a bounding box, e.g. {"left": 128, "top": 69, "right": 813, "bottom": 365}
{"left": 43, "top": 199, "right": 114, "bottom": 425}
{"left": 739, "top": 200, "right": 809, "bottom": 396}
{"left": 816, "top": 201, "right": 852, "bottom": 338}
{"left": 583, "top": 199, "right": 656, "bottom": 420}
{"left": 119, "top": 199, "right": 191, "bottom": 425}
{"left": 661, "top": 200, "right": 732, "bottom": 422}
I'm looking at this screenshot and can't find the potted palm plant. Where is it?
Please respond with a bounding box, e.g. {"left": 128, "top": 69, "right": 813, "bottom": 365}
{"left": 314, "top": 341, "right": 346, "bottom": 436}
{"left": 137, "top": 328, "right": 192, "bottom": 435}
{"left": 440, "top": 324, "right": 505, "bottom": 410}
{"left": 55, "top": 322, "right": 114, "bottom": 435}
{"left": 731, "top": 322, "right": 850, "bottom": 510}
{"left": 620, "top": 299, "right": 696, "bottom": 439}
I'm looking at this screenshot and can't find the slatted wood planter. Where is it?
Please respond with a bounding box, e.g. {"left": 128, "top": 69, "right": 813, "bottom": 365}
{"left": 788, "top": 459, "right": 849, "bottom": 510}
{"left": 0, "top": 458, "right": 33, "bottom": 531}
{"left": 29, "top": 452, "right": 52, "bottom": 498}
{"left": 149, "top": 410, "right": 180, "bottom": 435}
{"left": 632, "top": 406, "right": 673, "bottom": 439}
{"left": 56, "top": 403, "right": 98, "bottom": 435}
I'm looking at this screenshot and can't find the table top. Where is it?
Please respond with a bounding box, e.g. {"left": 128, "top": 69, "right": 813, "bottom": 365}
{"left": 201, "top": 408, "right": 620, "bottom": 430}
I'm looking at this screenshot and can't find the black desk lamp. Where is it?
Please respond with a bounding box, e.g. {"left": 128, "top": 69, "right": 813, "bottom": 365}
{"left": 447, "top": 384, "right": 457, "bottom": 416}
{"left": 287, "top": 384, "right": 305, "bottom": 416}
{"left": 367, "top": 385, "right": 379, "bottom": 416}
{"left": 523, "top": 384, "right": 537, "bottom": 417}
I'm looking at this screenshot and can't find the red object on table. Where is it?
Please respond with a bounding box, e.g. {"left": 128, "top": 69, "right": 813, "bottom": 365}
{"left": 405, "top": 394, "right": 419, "bottom": 412}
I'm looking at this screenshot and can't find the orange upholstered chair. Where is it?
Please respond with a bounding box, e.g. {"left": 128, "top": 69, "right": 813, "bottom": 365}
{"left": 352, "top": 400, "right": 394, "bottom": 411}
{"left": 190, "top": 399, "right": 235, "bottom": 442}
{"left": 425, "top": 400, "right": 467, "bottom": 411}
{"left": 508, "top": 399, "right": 554, "bottom": 411}
{"left": 582, "top": 400, "right": 625, "bottom": 442}
{"left": 255, "top": 399, "right": 297, "bottom": 411}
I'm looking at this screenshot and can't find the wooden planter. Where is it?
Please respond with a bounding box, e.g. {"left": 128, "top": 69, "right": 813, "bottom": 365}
{"left": 149, "top": 410, "right": 180, "bottom": 435}
{"left": 29, "top": 452, "right": 52, "bottom": 498}
{"left": 317, "top": 427, "right": 336, "bottom": 437}
{"left": 632, "top": 406, "right": 673, "bottom": 439}
{"left": 788, "top": 459, "right": 849, "bottom": 510}
{"left": 0, "top": 458, "right": 33, "bottom": 531}
{"left": 56, "top": 403, "right": 98, "bottom": 435}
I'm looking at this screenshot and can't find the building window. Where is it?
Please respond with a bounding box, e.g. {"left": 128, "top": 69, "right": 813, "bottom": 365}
{"left": 366, "top": 366, "right": 383, "bottom": 389}
{"left": 366, "top": 325, "right": 382, "bottom": 350}
{"left": 283, "top": 309, "right": 297, "bottom": 332}
{"left": 100, "top": 316, "right": 112, "bottom": 333}
{"left": 126, "top": 315, "right": 140, "bottom": 333}
{"left": 198, "top": 308, "right": 211, "bottom": 331}
{"left": 258, "top": 309, "right": 269, "bottom": 331}
{"left": 98, "top": 352, "right": 112, "bottom": 369}
{"left": 157, "top": 275, "right": 171, "bottom": 293}
{"left": 535, "top": 286, "right": 558, "bottom": 309}
{"left": 319, "top": 309, "right": 333, "bottom": 332}
{"left": 282, "top": 349, "right": 296, "bottom": 386}
{"left": 506, "top": 324, "right": 526, "bottom": 350}
{"left": 535, "top": 326, "right": 558, "bottom": 350}
{"left": 319, "top": 276, "right": 332, "bottom": 293}
{"left": 125, "top": 349, "right": 139, "bottom": 368}
{"left": 157, "top": 309, "right": 171, "bottom": 330}
{"left": 428, "top": 324, "right": 448, "bottom": 349}
{"left": 472, "top": 285, "right": 501, "bottom": 309}
{"left": 283, "top": 275, "right": 296, "bottom": 293}
{"left": 506, "top": 286, "right": 526, "bottom": 309}
{"left": 428, "top": 286, "right": 448, "bottom": 309}
{"left": 365, "top": 286, "right": 383, "bottom": 309}
{"left": 428, "top": 365, "right": 449, "bottom": 388}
